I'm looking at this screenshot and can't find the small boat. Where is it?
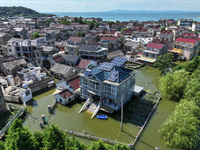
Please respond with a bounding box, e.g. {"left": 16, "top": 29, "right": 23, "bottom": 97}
{"left": 97, "top": 115, "right": 107, "bottom": 120}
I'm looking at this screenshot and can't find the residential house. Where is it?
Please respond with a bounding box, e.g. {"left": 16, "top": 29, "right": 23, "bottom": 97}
{"left": 85, "top": 32, "right": 98, "bottom": 44}
{"left": 98, "top": 36, "right": 119, "bottom": 51}
{"left": 124, "top": 41, "right": 142, "bottom": 55}
{"left": 65, "top": 36, "right": 85, "bottom": 55}
{"left": 79, "top": 44, "right": 108, "bottom": 61}
{"left": 77, "top": 59, "right": 97, "bottom": 69}
{"left": 192, "top": 22, "right": 200, "bottom": 31}
{"left": 51, "top": 56, "right": 65, "bottom": 66}
{"left": 177, "top": 19, "right": 193, "bottom": 28}
{"left": 107, "top": 50, "right": 124, "bottom": 61}
{"left": 171, "top": 38, "right": 199, "bottom": 60}
{"left": 0, "top": 59, "right": 27, "bottom": 76}
{"left": 133, "top": 29, "right": 148, "bottom": 37}
{"left": 62, "top": 54, "right": 80, "bottom": 66}
{"left": 80, "top": 59, "right": 135, "bottom": 113}
{"left": 0, "top": 33, "right": 12, "bottom": 55}
{"left": 10, "top": 27, "right": 29, "bottom": 39}
{"left": 138, "top": 42, "right": 168, "bottom": 64}
{"left": 160, "top": 30, "right": 173, "bottom": 42}
{"left": 53, "top": 76, "right": 80, "bottom": 105}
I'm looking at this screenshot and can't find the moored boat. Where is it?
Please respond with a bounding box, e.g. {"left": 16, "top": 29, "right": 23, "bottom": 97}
{"left": 97, "top": 115, "right": 107, "bottom": 119}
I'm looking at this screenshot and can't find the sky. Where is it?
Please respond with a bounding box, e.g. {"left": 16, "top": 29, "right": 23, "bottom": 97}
{"left": 0, "top": 0, "right": 199, "bottom": 12}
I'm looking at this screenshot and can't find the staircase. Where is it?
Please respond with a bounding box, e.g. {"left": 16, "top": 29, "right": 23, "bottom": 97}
{"left": 78, "top": 98, "right": 91, "bottom": 113}
{"left": 91, "top": 101, "right": 102, "bottom": 119}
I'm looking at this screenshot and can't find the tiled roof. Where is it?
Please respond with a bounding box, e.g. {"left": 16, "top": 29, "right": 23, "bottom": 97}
{"left": 176, "top": 38, "right": 197, "bottom": 44}
{"left": 146, "top": 43, "right": 164, "bottom": 50}
{"left": 77, "top": 59, "right": 92, "bottom": 69}
{"left": 123, "top": 30, "right": 134, "bottom": 34}
{"left": 100, "top": 36, "right": 118, "bottom": 41}
{"left": 181, "top": 33, "right": 197, "bottom": 37}
{"left": 62, "top": 54, "right": 79, "bottom": 63}
{"left": 68, "top": 76, "right": 80, "bottom": 90}
{"left": 53, "top": 56, "right": 65, "bottom": 63}
{"left": 161, "top": 30, "right": 173, "bottom": 34}
{"left": 67, "top": 37, "right": 83, "bottom": 42}
{"left": 80, "top": 44, "right": 99, "bottom": 51}
{"left": 59, "top": 89, "right": 73, "bottom": 99}
{"left": 50, "top": 63, "right": 72, "bottom": 75}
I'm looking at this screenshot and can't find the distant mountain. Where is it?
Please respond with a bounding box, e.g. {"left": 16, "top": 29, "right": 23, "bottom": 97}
{"left": 0, "top": 6, "right": 54, "bottom": 17}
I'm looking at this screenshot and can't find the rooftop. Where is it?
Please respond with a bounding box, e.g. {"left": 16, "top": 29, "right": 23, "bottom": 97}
{"left": 68, "top": 76, "right": 80, "bottom": 91}
{"left": 146, "top": 42, "right": 164, "bottom": 50}
{"left": 175, "top": 38, "right": 197, "bottom": 44}
{"left": 59, "top": 89, "right": 73, "bottom": 99}
{"left": 77, "top": 59, "right": 92, "bottom": 69}
{"left": 67, "top": 37, "right": 83, "bottom": 42}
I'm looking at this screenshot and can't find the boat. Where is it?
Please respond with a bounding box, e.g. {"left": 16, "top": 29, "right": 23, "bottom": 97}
{"left": 97, "top": 115, "right": 107, "bottom": 119}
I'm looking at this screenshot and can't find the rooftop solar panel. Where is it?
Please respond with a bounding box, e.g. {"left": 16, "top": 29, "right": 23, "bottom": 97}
{"left": 84, "top": 70, "right": 91, "bottom": 77}
{"left": 111, "top": 57, "right": 127, "bottom": 66}
{"left": 99, "top": 62, "right": 114, "bottom": 71}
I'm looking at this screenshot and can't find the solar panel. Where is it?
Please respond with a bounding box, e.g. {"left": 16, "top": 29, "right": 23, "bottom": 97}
{"left": 84, "top": 70, "right": 91, "bottom": 77}
{"left": 111, "top": 57, "right": 127, "bottom": 66}
{"left": 108, "top": 70, "right": 118, "bottom": 82}
{"left": 99, "top": 62, "right": 114, "bottom": 71}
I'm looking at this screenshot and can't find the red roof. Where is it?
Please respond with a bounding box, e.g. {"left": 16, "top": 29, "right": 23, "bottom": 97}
{"left": 181, "top": 33, "right": 197, "bottom": 37}
{"left": 146, "top": 43, "right": 164, "bottom": 50}
{"left": 68, "top": 76, "right": 80, "bottom": 90}
{"left": 53, "top": 56, "right": 65, "bottom": 63}
{"left": 59, "top": 89, "right": 73, "bottom": 99}
{"left": 161, "top": 30, "right": 173, "bottom": 34}
{"left": 100, "top": 36, "right": 118, "bottom": 41}
{"left": 176, "top": 38, "right": 197, "bottom": 44}
{"left": 123, "top": 30, "right": 134, "bottom": 34}
{"left": 77, "top": 59, "right": 92, "bottom": 69}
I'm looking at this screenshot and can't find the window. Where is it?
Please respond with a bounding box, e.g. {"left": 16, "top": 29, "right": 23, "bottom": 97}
{"left": 127, "top": 79, "right": 130, "bottom": 86}
{"left": 26, "top": 90, "right": 30, "bottom": 96}
{"left": 60, "top": 99, "right": 62, "bottom": 103}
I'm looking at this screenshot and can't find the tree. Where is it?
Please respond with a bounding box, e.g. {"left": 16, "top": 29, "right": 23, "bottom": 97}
{"left": 160, "top": 27, "right": 165, "bottom": 31}
{"left": 87, "top": 140, "right": 107, "bottom": 150}
{"left": 60, "top": 18, "right": 71, "bottom": 25}
{"left": 120, "top": 28, "right": 128, "bottom": 33}
{"left": 42, "top": 124, "right": 66, "bottom": 150}
{"left": 72, "top": 17, "right": 79, "bottom": 23}
{"left": 113, "top": 143, "right": 130, "bottom": 150}
{"left": 159, "top": 69, "right": 189, "bottom": 101}
{"left": 78, "top": 17, "right": 84, "bottom": 24}
{"left": 65, "top": 136, "right": 86, "bottom": 150}
{"left": 0, "top": 141, "right": 4, "bottom": 150}
{"left": 5, "top": 119, "right": 33, "bottom": 150}
{"left": 154, "top": 53, "right": 174, "bottom": 75}
{"left": 32, "top": 131, "right": 44, "bottom": 150}
{"left": 159, "top": 100, "right": 200, "bottom": 150}
{"left": 33, "top": 31, "right": 42, "bottom": 39}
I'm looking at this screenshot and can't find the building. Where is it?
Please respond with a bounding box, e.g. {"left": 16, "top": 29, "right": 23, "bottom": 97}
{"left": 192, "top": 22, "right": 200, "bottom": 32}
{"left": 160, "top": 30, "right": 173, "bottom": 42}
{"left": 124, "top": 41, "right": 142, "bottom": 55}
{"left": 65, "top": 37, "right": 85, "bottom": 55}
{"left": 61, "top": 54, "right": 80, "bottom": 66}
{"left": 0, "top": 82, "right": 7, "bottom": 112}
{"left": 98, "top": 36, "right": 119, "bottom": 51}
{"left": 79, "top": 44, "right": 108, "bottom": 61}
{"left": 171, "top": 38, "right": 199, "bottom": 60}
{"left": 53, "top": 76, "right": 80, "bottom": 105}
{"left": 107, "top": 50, "right": 124, "bottom": 61}
{"left": 177, "top": 19, "right": 193, "bottom": 28}
{"left": 138, "top": 42, "right": 168, "bottom": 64}
{"left": 77, "top": 59, "right": 97, "bottom": 69}
{"left": 80, "top": 57, "right": 135, "bottom": 112}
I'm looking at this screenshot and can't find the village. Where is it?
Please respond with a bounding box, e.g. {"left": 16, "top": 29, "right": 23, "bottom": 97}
{"left": 0, "top": 15, "right": 200, "bottom": 149}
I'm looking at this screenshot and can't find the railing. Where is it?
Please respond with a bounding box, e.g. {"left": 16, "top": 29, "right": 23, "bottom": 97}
{"left": 0, "top": 106, "right": 24, "bottom": 139}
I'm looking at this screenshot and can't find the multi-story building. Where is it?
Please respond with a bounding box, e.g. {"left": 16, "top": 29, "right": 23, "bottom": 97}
{"left": 79, "top": 44, "right": 108, "bottom": 61}
{"left": 80, "top": 57, "right": 135, "bottom": 112}
{"left": 65, "top": 37, "right": 85, "bottom": 55}
{"left": 171, "top": 38, "right": 199, "bottom": 60}
{"left": 160, "top": 30, "right": 173, "bottom": 42}
{"left": 98, "top": 36, "right": 119, "bottom": 51}
{"left": 192, "top": 22, "right": 200, "bottom": 31}
{"left": 177, "top": 19, "right": 193, "bottom": 28}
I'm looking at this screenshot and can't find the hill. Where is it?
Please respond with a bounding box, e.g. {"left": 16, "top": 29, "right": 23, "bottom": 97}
{"left": 0, "top": 6, "right": 54, "bottom": 17}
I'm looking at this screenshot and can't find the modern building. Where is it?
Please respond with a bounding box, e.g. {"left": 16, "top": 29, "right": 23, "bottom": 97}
{"left": 80, "top": 57, "right": 135, "bottom": 113}
{"left": 65, "top": 37, "right": 85, "bottom": 55}
{"left": 192, "top": 22, "right": 200, "bottom": 31}
{"left": 177, "top": 19, "right": 193, "bottom": 28}
{"left": 79, "top": 44, "right": 108, "bottom": 61}
{"left": 171, "top": 38, "right": 199, "bottom": 60}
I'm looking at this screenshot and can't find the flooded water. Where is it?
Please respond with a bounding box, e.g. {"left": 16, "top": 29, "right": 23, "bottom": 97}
{"left": 22, "top": 66, "right": 178, "bottom": 149}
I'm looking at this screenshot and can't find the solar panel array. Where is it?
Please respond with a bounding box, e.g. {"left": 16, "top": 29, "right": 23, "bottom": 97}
{"left": 111, "top": 57, "right": 127, "bottom": 66}
{"left": 108, "top": 70, "right": 118, "bottom": 82}
{"left": 84, "top": 70, "right": 91, "bottom": 77}
{"left": 80, "top": 44, "right": 98, "bottom": 51}
{"left": 99, "top": 62, "right": 114, "bottom": 71}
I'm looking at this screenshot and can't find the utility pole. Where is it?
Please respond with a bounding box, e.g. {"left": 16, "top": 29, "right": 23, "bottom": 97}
{"left": 121, "top": 94, "right": 123, "bottom": 131}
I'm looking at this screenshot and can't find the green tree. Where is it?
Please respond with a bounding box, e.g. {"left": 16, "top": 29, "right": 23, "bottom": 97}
{"left": 159, "top": 100, "right": 200, "bottom": 150}
{"left": 120, "top": 28, "right": 128, "bottom": 33}
{"left": 65, "top": 136, "right": 86, "bottom": 150}
{"left": 87, "top": 140, "right": 107, "bottom": 150}
{"left": 5, "top": 119, "right": 33, "bottom": 150}
{"left": 154, "top": 53, "right": 174, "bottom": 75}
{"left": 107, "top": 21, "right": 115, "bottom": 28}
{"left": 33, "top": 31, "right": 42, "bottom": 39}
{"left": 72, "top": 17, "right": 79, "bottom": 23}
{"left": 160, "top": 27, "right": 165, "bottom": 31}
{"left": 42, "top": 124, "right": 65, "bottom": 150}
{"left": 78, "top": 17, "right": 84, "bottom": 24}
{"left": 0, "top": 141, "right": 5, "bottom": 150}
{"left": 60, "top": 18, "right": 71, "bottom": 25}
{"left": 159, "top": 69, "right": 189, "bottom": 101}
{"left": 32, "top": 131, "right": 43, "bottom": 150}
{"left": 113, "top": 143, "right": 130, "bottom": 150}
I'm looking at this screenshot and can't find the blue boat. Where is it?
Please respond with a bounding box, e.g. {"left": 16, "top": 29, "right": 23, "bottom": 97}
{"left": 97, "top": 115, "right": 107, "bottom": 120}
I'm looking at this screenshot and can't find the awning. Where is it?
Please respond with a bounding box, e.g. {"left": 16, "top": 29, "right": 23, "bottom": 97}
{"left": 170, "top": 48, "right": 183, "bottom": 54}
{"left": 138, "top": 56, "right": 156, "bottom": 63}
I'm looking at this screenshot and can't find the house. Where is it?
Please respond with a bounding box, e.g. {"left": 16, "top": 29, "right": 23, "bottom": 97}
{"left": 61, "top": 54, "right": 80, "bottom": 66}
{"left": 98, "top": 36, "right": 119, "bottom": 51}
{"left": 50, "top": 63, "right": 80, "bottom": 80}
{"left": 0, "top": 59, "right": 27, "bottom": 76}
{"left": 0, "top": 82, "right": 7, "bottom": 112}
{"left": 107, "top": 50, "right": 124, "bottom": 61}
{"left": 53, "top": 76, "right": 80, "bottom": 105}
{"left": 0, "top": 33, "right": 12, "bottom": 55}
{"left": 79, "top": 44, "right": 108, "bottom": 61}
{"left": 133, "top": 29, "right": 148, "bottom": 37}
{"left": 177, "top": 19, "right": 193, "bottom": 28}
{"left": 138, "top": 42, "right": 168, "bottom": 64}
{"left": 51, "top": 56, "right": 65, "bottom": 66}
{"left": 80, "top": 58, "right": 135, "bottom": 113}
{"left": 124, "top": 41, "right": 142, "bottom": 54}
{"left": 160, "top": 30, "right": 173, "bottom": 42}
{"left": 10, "top": 27, "right": 29, "bottom": 39}
{"left": 85, "top": 32, "right": 98, "bottom": 44}
{"left": 77, "top": 59, "right": 97, "bottom": 69}
{"left": 171, "top": 38, "right": 199, "bottom": 60}
{"left": 65, "top": 36, "right": 85, "bottom": 55}
{"left": 192, "top": 22, "right": 200, "bottom": 31}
